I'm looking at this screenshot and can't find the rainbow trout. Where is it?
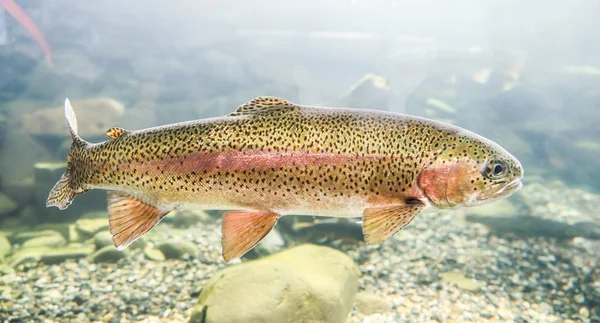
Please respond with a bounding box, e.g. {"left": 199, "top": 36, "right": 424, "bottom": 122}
{"left": 47, "top": 97, "right": 523, "bottom": 262}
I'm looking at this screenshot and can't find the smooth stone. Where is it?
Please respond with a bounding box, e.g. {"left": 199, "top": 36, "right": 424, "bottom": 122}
{"left": 68, "top": 224, "right": 82, "bottom": 243}
{"left": 574, "top": 293, "right": 586, "bottom": 304}
{"left": 0, "top": 235, "right": 11, "bottom": 262}
{"left": 440, "top": 272, "right": 483, "bottom": 293}
{"left": 579, "top": 306, "right": 590, "bottom": 318}
{"left": 128, "top": 236, "right": 148, "bottom": 250}
{"left": 539, "top": 302, "right": 554, "bottom": 314}
{"left": 144, "top": 247, "right": 165, "bottom": 261}
{"left": 22, "top": 234, "right": 67, "bottom": 249}
{"left": 75, "top": 218, "right": 109, "bottom": 237}
{"left": 0, "top": 193, "right": 17, "bottom": 216}
{"left": 8, "top": 247, "right": 53, "bottom": 267}
{"left": 41, "top": 246, "right": 95, "bottom": 265}
{"left": 189, "top": 244, "right": 360, "bottom": 323}
{"left": 157, "top": 239, "right": 199, "bottom": 259}
{"left": 33, "top": 223, "right": 71, "bottom": 240}
{"left": 164, "top": 210, "right": 211, "bottom": 228}
{"left": 92, "top": 231, "right": 113, "bottom": 250}
{"left": 90, "top": 246, "right": 126, "bottom": 264}
{"left": 354, "top": 292, "right": 391, "bottom": 315}
{"left": 11, "top": 230, "right": 63, "bottom": 245}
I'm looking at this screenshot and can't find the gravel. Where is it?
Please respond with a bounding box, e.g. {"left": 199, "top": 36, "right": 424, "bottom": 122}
{"left": 0, "top": 180, "right": 598, "bottom": 322}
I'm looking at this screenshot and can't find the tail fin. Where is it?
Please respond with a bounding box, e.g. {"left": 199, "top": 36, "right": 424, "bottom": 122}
{"left": 46, "top": 99, "right": 84, "bottom": 210}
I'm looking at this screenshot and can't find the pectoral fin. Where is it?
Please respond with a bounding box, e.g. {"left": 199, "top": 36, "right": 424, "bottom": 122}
{"left": 362, "top": 202, "right": 425, "bottom": 245}
{"left": 107, "top": 192, "right": 169, "bottom": 250}
{"left": 221, "top": 210, "right": 280, "bottom": 263}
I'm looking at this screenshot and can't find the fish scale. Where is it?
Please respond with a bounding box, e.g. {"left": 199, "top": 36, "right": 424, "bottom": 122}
{"left": 47, "top": 96, "right": 523, "bottom": 263}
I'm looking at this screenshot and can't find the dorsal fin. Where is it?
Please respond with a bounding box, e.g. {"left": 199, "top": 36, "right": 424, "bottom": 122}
{"left": 229, "top": 96, "right": 296, "bottom": 117}
{"left": 106, "top": 127, "right": 128, "bottom": 139}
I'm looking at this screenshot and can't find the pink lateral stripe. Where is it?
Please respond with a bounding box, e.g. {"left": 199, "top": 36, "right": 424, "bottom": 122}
{"left": 142, "top": 149, "right": 387, "bottom": 173}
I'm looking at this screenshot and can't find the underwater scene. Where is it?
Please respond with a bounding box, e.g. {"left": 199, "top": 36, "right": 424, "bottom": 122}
{"left": 0, "top": 1, "right": 599, "bottom": 322}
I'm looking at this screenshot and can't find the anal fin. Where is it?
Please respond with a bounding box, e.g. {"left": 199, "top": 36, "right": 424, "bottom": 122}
{"left": 362, "top": 202, "right": 425, "bottom": 245}
{"left": 221, "top": 210, "right": 280, "bottom": 263}
{"left": 108, "top": 191, "right": 169, "bottom": 250}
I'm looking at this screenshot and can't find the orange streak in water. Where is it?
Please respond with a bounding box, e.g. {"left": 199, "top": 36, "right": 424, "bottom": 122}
{"left": 0, "top": 0, "right": 53, "bottom": 67}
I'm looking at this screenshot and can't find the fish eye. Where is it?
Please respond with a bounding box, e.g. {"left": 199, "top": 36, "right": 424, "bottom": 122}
{"left": 483, "top": 159, "right": 509, "bottom": 180}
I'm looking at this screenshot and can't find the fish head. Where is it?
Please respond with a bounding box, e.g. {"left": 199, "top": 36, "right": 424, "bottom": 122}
{"left": 417, "top": 135, "right": 523, "bottom": 209}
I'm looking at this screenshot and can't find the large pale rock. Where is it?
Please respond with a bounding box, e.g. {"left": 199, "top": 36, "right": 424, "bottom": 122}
{"left": 189, "top": 244, "right": 360, "bottom": 323}
{"left": 22, "top": 97, "right": 125, "bottom": 138}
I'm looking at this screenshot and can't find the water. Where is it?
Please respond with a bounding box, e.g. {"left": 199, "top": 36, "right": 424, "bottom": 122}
{"left": 0, "top": 1, "right": 599, "bottom": 322}
{"left": 0, "top": 9, "right": 7, "bottom": 46}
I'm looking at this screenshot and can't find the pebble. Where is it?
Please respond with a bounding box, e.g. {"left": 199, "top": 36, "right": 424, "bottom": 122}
{"left": 157, "top": 239, "right": 199, "bottom": 260}
{"left": 22, "top": 235, "right": 67, "bottom": 249}
{"left": 354, "top": 292, "right": 390, "bottom": 315}
{"left": 92, "top": 231, "right": 113, "bottom": 250}
{"left": 579, "top": 306, "right": 590, "bottom": 318}
{"left": 75, "top": 219, "right": 109, "bottom": 238}
{"left": 0, "top": 180, "right": 598, "bottom": 322}
{"left": 90, "top": 246, "right": 127, "bottom": 264}
{"left": 144, "top": 247, "right": 165, "bottom": 261}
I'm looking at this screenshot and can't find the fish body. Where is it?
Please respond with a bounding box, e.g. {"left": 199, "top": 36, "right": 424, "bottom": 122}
{"left": 47, "top": 97, "right": 523, "bottom": 262}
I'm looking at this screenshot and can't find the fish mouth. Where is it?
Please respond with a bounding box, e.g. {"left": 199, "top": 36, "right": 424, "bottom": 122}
{"left": 498, "top": 180, "right": 523, "bottom": 197}
{"left": 477, "top": 178, "right": 523, "bottom": 202}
